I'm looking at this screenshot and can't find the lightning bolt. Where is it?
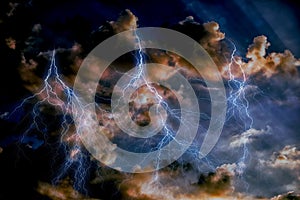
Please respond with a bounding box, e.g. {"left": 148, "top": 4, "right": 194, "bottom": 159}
{"left": 227, "top": 41, "right": 253, "bottom": 130}
{"left": 4, "top": 50, "right": 89, "bottom": 193}
{"left": 226, "top": 39, "right": 253, "bottom": 190}
{"left": 133, "top": 30, "right": 171, "bottom": 180}
{"left": 124, "top": 32, "right": 255, "bottom": 192}
{"left": 1, "top": 32, "right": 255, "bottom": 196}
{"left": 127, "top": 30, "right": 195, "bottom": 181}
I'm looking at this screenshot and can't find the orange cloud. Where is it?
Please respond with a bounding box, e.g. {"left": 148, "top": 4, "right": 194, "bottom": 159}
{"left": 174, "top": 18, "right": 300, "bottom": 81}
{"left": 110, "top": 9, "right": 138, "bottom": 33}
{"left": 37, "top": 178, "right": 99, "bottom": 200}
{"left": 243, "top": 36, "right": 299, "bottom": 78}
{"left": 201, "top": 21, "right": 225, "bottom": 46}
{"left": 119, "top": 163, "right": 238, "bottom": 200}
{"left": 221, "top": 35, "right": 300, "bottom": 79}
{"left": 5, "top": 37, "right": 16, "bottom": 49}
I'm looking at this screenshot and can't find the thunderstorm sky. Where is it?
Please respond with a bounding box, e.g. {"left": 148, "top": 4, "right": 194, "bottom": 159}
{"left": 0, "top": 0, "right": 299, "bottom": 200}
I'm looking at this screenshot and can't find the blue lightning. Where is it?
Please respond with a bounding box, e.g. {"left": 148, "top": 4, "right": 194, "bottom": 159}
{"left": 4, "top": 50, "right": 89, "bottom": 194}
{"left": 130, "top": 31, "right": 184, "bottom": 180}
{"left": 227, "top": 41, "right": 253, "bottom": 130}
{"left": 129, "top": 31, "right": 208, "bottom": 185}
{"left": 226, "top": 39, "right": 254, "bottom": 190}
{"left": 42, "top": 51, "right": 90, "bottom": 194}
{"left": 126, "top": 35, "right": 256, "bottom": 192}
{"left": 1, "top": 32, "right": 256, "bottom": 197}
{"left": 134, "top": 31, "right": 168, "bottom": 178}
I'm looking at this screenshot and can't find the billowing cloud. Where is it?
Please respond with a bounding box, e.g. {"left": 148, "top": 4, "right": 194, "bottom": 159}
{"left": 220, "top": 35, "right": 300, "bottom": 79}
{"left": 168, "top": 17, "right": 299, "bottom": 83}
{"left": 18, "top": 55, "right": 42, "bottom": 92}
{"left": 119, "top": 162, "right": 299, "bottom": 199}
{"left": 243, "top": 35, "right": 300, "bottom": 78}
{"left": 176, "top": 17, "right": 230, "bottom": 72}
{"left": 200, "top": 21, "right": 225, "bottom": 47}
{"left": 271, "top": 191, "right": 300, "bottom": 200}
{"left": 18, "top": 43, "right": 83, "bottom": 94}
{"left": 246, "top": 35, "right": 270, "bottom": 61}
{"left": 110, "top": 9, "right": 138, "bottom": 33}
{"left": 230, "top": 126, "right": 271, "bottom": 148}
{"left": 120, "top": 163, "right": 238, "bottom": 200}
{"left": 172, "top": 18, "right": 300, "bottom": 81}
{"left": 37, "top": 178, "right": 100, "bottom": 200}
{"left": 263, "top": 145, "right": 300, "bottom": 170}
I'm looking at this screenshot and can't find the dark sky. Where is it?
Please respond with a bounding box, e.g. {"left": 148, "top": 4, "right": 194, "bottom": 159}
{"left": 183, "top": 0, "right": 300, "bottom": 57}
{"left": 2, "top": 0, "right": 299, "bottom": 56}
{"left": 41, "top": 0, "right": 300, "bottom": 57}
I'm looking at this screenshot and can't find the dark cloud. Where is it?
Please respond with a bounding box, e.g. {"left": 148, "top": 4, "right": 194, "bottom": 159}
{"left": 271, "top": 191, "right": 300, "bottom": 200}
{"left": 6, "top": 2, "right": 19, "bottom": 17}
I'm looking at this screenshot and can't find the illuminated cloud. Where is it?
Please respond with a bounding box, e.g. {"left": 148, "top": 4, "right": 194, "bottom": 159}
{"left": 171, "top": 19, "right": 300, "bottom": 81}
{"left": 18, "top": 44, "right": 83, "bottom": 95}
{"left": 37, "top": 178, "right": 99, "bottom": 200}
{"left": 118, "top": 163, "right": 297, "bottom": 199}
{"left": 110, "top": 9, "right": 138, "bottom": 33}
{"left": 271, "top": 191, "right": 300, "bottom": 200}
{"left": 230, "top": 126, "right": 271, "bottom": 148}
{"left": 246, "top": 35, "right": 270, "bottom": 61}
{"left": 201, "top": 21, "right": 225, "bottom": 45}
{"left": 120, "top": 163, "right": 238, "bottom": 200}
{"left": 174, "top": 17, "right": 299, "bottom": 82}
{"left": 173, "top": 17, "right": 230, "bottom": 74}
{"left": 175, "top": 17, "right": 300, "bottom": 82}
{"left": 242, "top": 35, "right": 300, "bottom": 78}
{"left": 18, "top": 56, "right": 42, "bottom": 92}
{"left": 263, "top": 145, "right": 300, "bottom": 170}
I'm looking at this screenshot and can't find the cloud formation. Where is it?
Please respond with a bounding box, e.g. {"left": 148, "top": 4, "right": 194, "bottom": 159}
{"left": 219, "top": 34, "right": 300, "bottom": 80}
{"left": 271, "top": 191, "right": 300, "bottom": 200}
{"left": 263, "top": 145, "right": 300, "bottom": 170}
{"left": 120, "top": 163, "right": 238, "bottom": 200}
{"left": 243, "top": 36, "right": 300, "bottom": 78}
{"left": 230, "top": 126, "right": 271, "bottom": 148}
{"left": 37, "top": 178, "right": 100, "bottom": 200}
{"left": 167, "top": 17, "right": 300, "bottom": 83}
{"left": 110, "top": 9, "right": 138, "bottom": 33}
